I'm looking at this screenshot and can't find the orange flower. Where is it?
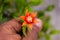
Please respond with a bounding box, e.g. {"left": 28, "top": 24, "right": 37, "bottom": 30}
{"left": 20, "top": 10, "right": 37, "bottom": 30}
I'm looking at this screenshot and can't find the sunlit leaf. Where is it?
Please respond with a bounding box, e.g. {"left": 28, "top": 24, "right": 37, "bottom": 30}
{"left": 29, "top": 0, "right": 44, "bottom": 6}
{"left": 26, "top": 6, "right": 34, "bottom": 13}
{"left": 50, "top": 30, "right": 60, "bottom": 35}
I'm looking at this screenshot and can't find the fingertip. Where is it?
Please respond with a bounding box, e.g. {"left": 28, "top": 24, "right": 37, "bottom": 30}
{"left": 34, "top": 19, "right": 43, "bottom": 28}
{"left": 32, "top": 19, "right": 43, "bottom": 33}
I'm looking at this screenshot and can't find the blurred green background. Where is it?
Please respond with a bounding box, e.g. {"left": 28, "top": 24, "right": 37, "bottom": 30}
{"left": 0, "top": 0, "right": 60, "bottom": 40}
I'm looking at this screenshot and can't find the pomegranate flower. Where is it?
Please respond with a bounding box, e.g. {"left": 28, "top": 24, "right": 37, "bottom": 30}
{"left": 20, "top": 10, "right": 37, "bottom": 30}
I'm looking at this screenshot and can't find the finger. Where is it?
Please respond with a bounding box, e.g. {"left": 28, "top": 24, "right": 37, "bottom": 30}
{"left": 0, "top": 19, "right": 21, "bottom": 34}
{"left": 33, "top": 19, "right": 43, "bottom": 33}
{"left": 22, "top": 19, "right": 42, "bottom": 40}
{"left": 0, "top": 34, "right": 21, "bottom": 40}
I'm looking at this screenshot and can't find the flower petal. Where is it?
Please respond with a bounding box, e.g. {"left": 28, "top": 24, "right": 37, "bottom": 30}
{"left": 20, "top": 16, "right": 25, "bottom": 20}
{"left": 28, "top": 24, "right": 33, "bottom": 30}
{"left": 34, "top": 18, "right": 38, "bottom": 23}
{"left": 26, "top": 10, "right": 30, "bottom": 16}
{"left": 31, "top": 12, "right": 37, "bottom": 18}
{"left": 22, "top": 21, "right": 27, "bottom": 26}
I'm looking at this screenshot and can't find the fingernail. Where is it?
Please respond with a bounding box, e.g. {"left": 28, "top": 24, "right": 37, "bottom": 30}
{"left": 35, "top": 19, "right": 42, "bottom": 28}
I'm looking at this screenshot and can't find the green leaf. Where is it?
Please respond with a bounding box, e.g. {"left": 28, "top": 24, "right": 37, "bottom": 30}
{"left": 26, "top": 6, "right": 34, "bottom": 13}
{"left": 14, "top": 0, "right": 27, "bottom": 16}
{"left": 38, "top": 31, "right": 45, "bottom": 38}
{"left": 22, "top": 26, "right": 27, "bottom": 37}
{"left": 41, "top": 15, "right": 51, "bottom": 32}
{"left": 50, "top": 30, "right": 60, "bottom": 35}
{"left": 37, "top": 11, "right": 45, "bottom": 18}
{"left": 42, "top": 23, "right": 49, "bottom": 32}
{"left": 0, "top": 13, "right": 2, "bottom": 21}
{"left": 45, "top": 35, "right": 51, "bottom": 40}
{"left": 45, "top": 16, "right": 50, "bottom": 23}
{"left": 27, "top": 25, "right": 31, "bottom": 32}
{"left": 38, "top": 31, "right": 51, "bottom": 40}
{"left": 29, "top": 0, "right": 44, "bottom": 6}
{"left": 24, "top": 6, "right": 34, "bottom": 15}
{"left": 0, "top": 5, "right": 3, "bottom": 22}
{"left": 13, "top": 13, "right": 21, "bottom": 17}
{"left": 15, "top": 0, "right": 27, "bottom": 11}
{"left": 46, "top": 5, "right": 55, "bottom": 11}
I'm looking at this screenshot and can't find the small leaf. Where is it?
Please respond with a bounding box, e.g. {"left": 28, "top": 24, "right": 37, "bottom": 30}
{"left": 27, "top": 25, "right": 31, "bottom": 32}
{"left": 50, "top": 30, "right": 60, "bottom": 35}
{"left": 46, "top": 5, "right": 55, "bottom": 11}
{"left": 38, "top": 31, "right": 45, "bottom": 38}
{"left": 45, "top": 16, "right": 50, "bottom": 23}
{"left": 22, "top": 26, "right": 27, "bottom": 37}
{"left": 29, "top": 0, "right": 44, "bottom": 6}
{"left": 0, "top": 5, "right": 3, "bottom": 22}
{"left": 37, "top": 11, "right": 45, "bottom": 18}
{"left": 42, "top": 23, "right": 49, "bottom": 32}
{"left": 45, "top": 35, "right": 51, "bottom": 40}
{"left": 26, "top": 6, "right": 34, "bottom": 13}
{"left": 0, "top": 13, "right": 2, "bottom": 21}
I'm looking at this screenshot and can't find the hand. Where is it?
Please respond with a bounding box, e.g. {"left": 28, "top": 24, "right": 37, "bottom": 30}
{"left": 0, "top": 19, "right": 42, "bottom": 40}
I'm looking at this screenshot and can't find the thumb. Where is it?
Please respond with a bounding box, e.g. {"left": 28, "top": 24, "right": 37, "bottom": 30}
{"left": 0, "top": 19, "right": 21, "bottom": 34}
{"left": 22, "top": 19, "right": 42, "bottom": 40}
{"left": 33, "top": 19, "right": 43, "bottom": 34}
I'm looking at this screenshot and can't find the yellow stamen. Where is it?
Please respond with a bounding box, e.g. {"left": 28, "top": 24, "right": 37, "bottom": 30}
{"left": 27, "top": 16, "right": 32, "bottom": 22}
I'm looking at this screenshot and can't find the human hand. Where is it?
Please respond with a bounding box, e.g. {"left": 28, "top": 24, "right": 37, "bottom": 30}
{"left": 0, "top": 19, "right": 42, "bottom": 40}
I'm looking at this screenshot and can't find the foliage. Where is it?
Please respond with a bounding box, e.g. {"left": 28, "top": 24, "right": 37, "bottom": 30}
{"left": 0, "top": 0, "right": 60, "bottom": 40}
{"left": 46, "top": 5, "right": 55, "bottom": 11}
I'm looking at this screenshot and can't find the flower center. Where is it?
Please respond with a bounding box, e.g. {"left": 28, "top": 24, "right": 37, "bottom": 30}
{"left": 26, "top": 16, "right": 32, "bottom": 22}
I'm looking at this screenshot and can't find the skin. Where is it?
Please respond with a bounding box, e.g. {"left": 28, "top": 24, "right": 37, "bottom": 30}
{"left": 0, "top": 19, "right": 42, "bottom": 40}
